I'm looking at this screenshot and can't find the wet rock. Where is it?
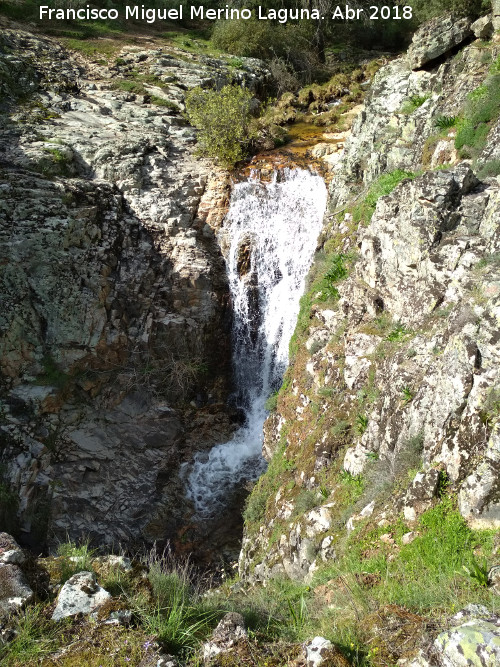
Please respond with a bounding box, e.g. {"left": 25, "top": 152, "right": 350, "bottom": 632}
{"left": 407, "top": 16, "right": 473, "bottom": 70}
{"left": 51, "top": 571, "right": 111, "bottom": 620}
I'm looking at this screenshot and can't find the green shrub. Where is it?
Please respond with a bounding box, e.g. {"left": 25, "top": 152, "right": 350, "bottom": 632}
{"left": 409, "top": 0, "right": 483, "bottom": 21}
{"left": 292, "top": 489, "right": 318, "bottom": 517}
{"left": 185, "top": 84, "right": 255, "bottom": 167}
{"left": 211, "top": 20, "right": 318, "bottom": 84}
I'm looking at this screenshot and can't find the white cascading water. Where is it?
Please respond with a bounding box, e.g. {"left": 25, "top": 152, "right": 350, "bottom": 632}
{"left": 185, "top": 168, "right": 327, "bottom": 517}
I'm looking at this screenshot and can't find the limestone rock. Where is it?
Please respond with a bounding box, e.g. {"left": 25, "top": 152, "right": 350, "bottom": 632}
{"left": 407, "top": 16, "right": 473, "bottom": 69}
{"left": 488, "top": 565, "right": 500, "bottom": 595}
{"left": 431, "top": 606, "right": 500, "bottom": 666}
{"left": 0, "top": 533, "right": 25, "bottom": 565}
{"left": 471, "top": 15, "right": 494, "bottom": 40}
{"left": 0, "top": 563, "right": 34, "bottom": 617}
{"left": 51, "top": 571, "right": 111, "bottom": 620}
{"left": 201, "top": 612, "right": 247, "bottom": 660}
{"left": 493, "top": 0, "right": 500, "bottom": 31}
{"left": 400, "top": 470, "right": 441, "bottom": 522}
{"left": 304, "top": 637, "right": 333, "bottom": 667}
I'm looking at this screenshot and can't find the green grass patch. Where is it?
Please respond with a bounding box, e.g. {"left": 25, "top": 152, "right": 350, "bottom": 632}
{"left": 149, "top": 96, "right": 180, "bottom": 111}
{"left": 455, "top": 74, "right": 500, "bottom": 158}
{"left": 316, "top": 496, "right": 498, "bottom": 614}
{"left": 57, "top": 539, "right": 97, "bottom": 583}
{"left": 399, "top": 94, "right": 430, "bottom": 114}
{"left": 0, "top": 605, "right": 60, "bottom": 666}
{"left": 133, "top": 550, "right": 219, "bottom": 656}
{"left": 243, "top": 438, "right": 295, "bottom": 529}
{"left": 352, "top": 170, "right": 416, "bottom": 227}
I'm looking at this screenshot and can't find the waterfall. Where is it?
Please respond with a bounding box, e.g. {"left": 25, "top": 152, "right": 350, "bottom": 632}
{"left": 185, "top": 168, "right": 327, "bottom": 517}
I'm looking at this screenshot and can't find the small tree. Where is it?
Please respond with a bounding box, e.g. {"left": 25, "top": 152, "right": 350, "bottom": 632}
{"left": 185, "top": 84, "right": 255, "bottom": 168}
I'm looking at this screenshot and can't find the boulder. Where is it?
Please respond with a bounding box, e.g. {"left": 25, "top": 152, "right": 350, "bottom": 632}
{"left": 0, "top": 533, "right": 26, "bottom": 565}
{"left": 407, "top": 17, "right": 473, "bottom": 69}
{"left": 51, "top": 571, "right": 111, "bottom": 620}
{"left": 471, "top": 15, "right": 494, "bottom": 40}
{"left": 201, "top": 612, "right": 247, "bottom": 660}
{"left": 401, "top": 469, "right": 441, "bottom": 522}
{"left": 431, "top": 605, "right": 500, "bottom": 666}
{"left": 302, "top": 637, "right": 351, "bottom": 667}
{"left": 304, "top": 637, "right": 333, "bottom": 667}
{"left": 0, "top": 563, "right": 34, "bottom": 616}
{"left": 494, "top": 0, "right": 500, "bottom": 31}
{"left": 488, "top": 565, "right": 500, "bottom": 595}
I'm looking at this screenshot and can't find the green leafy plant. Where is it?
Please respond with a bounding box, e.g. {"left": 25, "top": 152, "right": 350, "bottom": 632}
{"left": 185, "top": 84, "right": 255, "bottom": 167}
{"left": 401, "top": 386, "right": 414, "bottom": 403}
{"left": 355, "top": 414, "right": 369, "bottom": 435}
{"left": 434, "top": 115, "right": 458, "bottom": 129}
{"left": 287, "top": 594, "right": 308, "bottom": 632}
{"left": 317, "top": 252, "right": 351, "bottom": 302}
{"left": 400, "top": 94, "right": 430, "bottom": 114}
{"left": 462, "top": 557, "right": 489, "bottom": 587}
{"left": 386, "top": 322, "right": 410, "bottom": 342}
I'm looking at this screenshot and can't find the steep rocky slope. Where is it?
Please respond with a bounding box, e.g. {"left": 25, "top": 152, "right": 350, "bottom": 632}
{"left": 240, "top": 16, "right": 500, "bottom": 583}
{"left": 0, "top": 27, "right": 270, "bottom": 550}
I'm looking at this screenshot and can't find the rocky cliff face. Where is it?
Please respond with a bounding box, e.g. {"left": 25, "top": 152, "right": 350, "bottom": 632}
{"left": 0, "top": 27, "right": 271, "bottom": 550}
{"left": 240, "top": 18, "right": 500, "bottom": 583}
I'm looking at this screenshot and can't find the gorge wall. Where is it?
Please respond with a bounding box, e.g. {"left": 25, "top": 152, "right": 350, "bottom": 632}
{"left": 239, "top": 16, "right": 500, "bottom": 583}
{"left": 0, "top": 26, "right": 271, "bottom": 551}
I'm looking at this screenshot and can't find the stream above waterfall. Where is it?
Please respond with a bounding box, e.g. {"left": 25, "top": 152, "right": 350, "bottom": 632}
{"left": 184, "top": 167, "right": 327, "bottom": 518}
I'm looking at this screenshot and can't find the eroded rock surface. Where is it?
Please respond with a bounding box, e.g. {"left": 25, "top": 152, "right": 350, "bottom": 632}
{"left": 239, "top": 23, "right": 500, "bottom": 585}
{"left": 0, "top": 27, "right": 271, "bottom": 550}
{"left": 51, "top": 571, "right": 111, "bottom": 620}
